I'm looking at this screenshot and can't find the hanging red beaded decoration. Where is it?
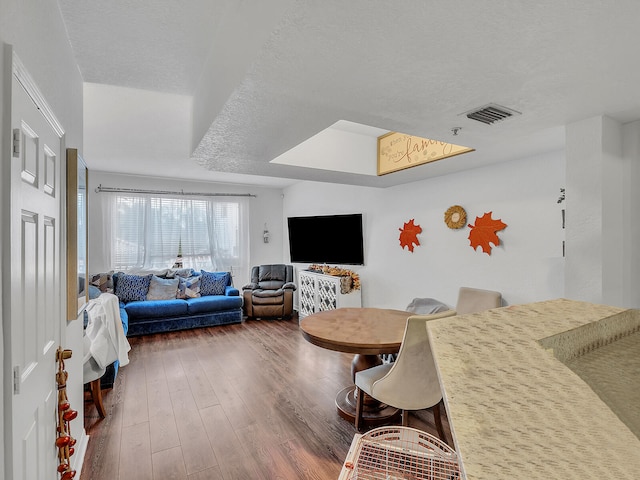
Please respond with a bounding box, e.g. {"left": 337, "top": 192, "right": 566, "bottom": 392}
{"left": 56, "top": 347, "right": 77, "bottom": 479}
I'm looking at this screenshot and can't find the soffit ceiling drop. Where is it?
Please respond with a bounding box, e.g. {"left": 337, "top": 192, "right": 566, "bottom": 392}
{"left": 58, "top": 0, "right": 640, "bottom": 188}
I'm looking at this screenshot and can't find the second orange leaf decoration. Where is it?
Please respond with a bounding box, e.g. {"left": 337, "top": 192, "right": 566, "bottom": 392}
{"left": 468, "top": 212, "right": 507, "bottom": 255}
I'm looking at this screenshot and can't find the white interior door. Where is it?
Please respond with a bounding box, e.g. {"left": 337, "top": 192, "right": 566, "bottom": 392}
{"left": 7, "top": 67, "right": 62, "bottom": 480}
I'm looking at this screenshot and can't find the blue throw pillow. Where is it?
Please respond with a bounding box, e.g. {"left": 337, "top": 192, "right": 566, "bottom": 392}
{"left": 200, "top": 270, "right": 230, "bottom": 296}
{"left": 88, "top": 285, "right": 102, "bottom": 299}
{"left": 114, "top": 273, "right": 152, "bottom": 302}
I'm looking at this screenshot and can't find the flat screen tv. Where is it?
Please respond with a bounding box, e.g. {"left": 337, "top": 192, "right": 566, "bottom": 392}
{"left": 287, "top": 213, "right": 364, "bottom": 265}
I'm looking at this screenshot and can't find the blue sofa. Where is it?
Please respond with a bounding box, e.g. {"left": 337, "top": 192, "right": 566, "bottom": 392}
{"left": 111, "top": 270, "right": 243, "bottom": 336}
{"left": 88, "top": 268, "right": 243, "bottom": 388}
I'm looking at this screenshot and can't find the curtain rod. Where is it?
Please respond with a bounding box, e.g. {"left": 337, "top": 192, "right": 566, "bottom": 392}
{"left": 94, "top": 184, "right": 256, "bottom": 198}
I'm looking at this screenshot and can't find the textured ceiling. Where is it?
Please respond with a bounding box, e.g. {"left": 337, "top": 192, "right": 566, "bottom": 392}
{"left": 58, "top": 0, "right": 640, "bottom": 188}
{"left": 58, "top": 0, "right": 224, "bottom": 94}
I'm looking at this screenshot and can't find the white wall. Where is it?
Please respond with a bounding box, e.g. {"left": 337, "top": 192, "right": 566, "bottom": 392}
{"left": 1, "top": 0, "right": 85, "bottom": 476}
{"left": 84, "top": 83, "right": 192, "bottom": 178}
{"left": 623, "top": 120, "right": 640, "bottom": 307}
{"left": 565, "top": 117, "right": 606, "bottom": 303}
{"left": 565, "top": 116, "right": 640, "bottom": 308}
{"left": 0, "top": 36, "right": 6, "bottom": 480}
{"left": 87, "top": 171, "right": 285, "bottom": 288}
{"left": 284, "top": 151, "right": 566, "bottom": 310}
{"left": 601, "top": 117, "right": 625, "bottom": 306}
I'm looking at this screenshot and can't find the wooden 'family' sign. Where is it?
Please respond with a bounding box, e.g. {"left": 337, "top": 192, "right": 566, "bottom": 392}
{"left": 377, "top": 132, "right": 474, "bottom": 175}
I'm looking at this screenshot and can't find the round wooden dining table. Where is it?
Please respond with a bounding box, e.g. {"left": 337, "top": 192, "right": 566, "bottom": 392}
{"left": 299, "top": 307, "right": 412, "bottom": 426}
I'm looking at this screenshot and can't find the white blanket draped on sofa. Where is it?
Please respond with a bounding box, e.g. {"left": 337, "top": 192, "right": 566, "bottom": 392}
{"left": 83, "top": 293, "right": 131, "bottom": 384}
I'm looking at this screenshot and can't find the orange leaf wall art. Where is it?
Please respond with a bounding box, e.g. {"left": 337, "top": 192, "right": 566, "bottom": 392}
{"left": 468, "top": 212, "right": 507, "bottom": 255}
{"left": 399, "top": 219, "right": 422, "bottom": 252}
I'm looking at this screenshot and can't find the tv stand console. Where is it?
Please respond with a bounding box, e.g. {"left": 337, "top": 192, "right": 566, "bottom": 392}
{"left": 298, "top": 270, "right": 362, "bottom": 319}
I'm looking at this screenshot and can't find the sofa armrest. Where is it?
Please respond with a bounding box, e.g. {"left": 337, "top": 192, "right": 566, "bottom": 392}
{"left": 242, "top": 282, "right": 258, "bottom": 291}
{"left": 283, "top": 282, "right": 296, "bottom": 291}
{"left": 225, "top": 286, "right": 240, "bottom": 297}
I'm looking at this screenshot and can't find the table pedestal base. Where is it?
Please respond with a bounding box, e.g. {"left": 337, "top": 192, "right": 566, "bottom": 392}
{"left": 335, "top": 386, "right": 401, "bottom": 427}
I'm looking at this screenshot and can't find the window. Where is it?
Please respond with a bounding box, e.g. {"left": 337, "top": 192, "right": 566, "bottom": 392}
{"left": 104, "top": 192, "right": 249, "bottom": 277}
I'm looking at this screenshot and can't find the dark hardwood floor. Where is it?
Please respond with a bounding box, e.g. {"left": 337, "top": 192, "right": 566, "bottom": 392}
{"left": 81, "top": 316, "right": 451, "bottom": 480}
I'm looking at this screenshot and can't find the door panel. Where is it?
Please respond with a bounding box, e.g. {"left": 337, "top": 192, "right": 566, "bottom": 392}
{"left": 8, "top": 70, "right": 62, "bottom": 480}
{"left": 21, "top": 414, "right": 38, "bottom": 479}
{"left": 19, "top": 212, "right": 39, "bottom": 372}
{"left": 20, "top": 121, "right": 38, "bottom": 185}
{"left": 44, "top": 216, "right": 56, "bottom": 344}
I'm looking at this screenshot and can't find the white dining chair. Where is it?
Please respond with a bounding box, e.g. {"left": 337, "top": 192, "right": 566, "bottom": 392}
{"left": 455, "top": 286, "right": 502, "bottom": 315}
{"left": 354, "top": 311, "right": 455, "bottom": 438}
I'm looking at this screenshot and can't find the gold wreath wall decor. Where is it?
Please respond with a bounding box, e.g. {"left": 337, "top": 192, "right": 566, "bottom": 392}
{"left": 444, "top": 205, "right": 467, "bottom": 229}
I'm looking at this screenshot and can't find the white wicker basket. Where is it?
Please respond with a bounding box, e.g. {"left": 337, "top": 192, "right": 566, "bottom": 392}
{"left": 339, "top": 426, "right": 460, "bottom": 480}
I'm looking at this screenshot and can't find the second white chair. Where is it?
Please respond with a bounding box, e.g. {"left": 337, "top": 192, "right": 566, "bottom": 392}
{"left": 354, "top": 311, "right": 455, "bottom": 438}
{"left": 455, "top": 286, "right": 502, "bottom": 315}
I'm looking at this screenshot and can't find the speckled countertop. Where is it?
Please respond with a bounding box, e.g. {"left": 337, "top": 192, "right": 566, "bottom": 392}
{"left": 427, "top": 298, "right": 640, "bottom": 480}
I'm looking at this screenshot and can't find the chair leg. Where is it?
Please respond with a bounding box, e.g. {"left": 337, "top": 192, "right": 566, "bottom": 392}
{"left": 354, "top": 386, "right": 364, "bottom": 431}
{"left": 433, "top": 402, "right": 445, "bottom": 442}
{"left": 90, "top": 378, "right": 106, "bottom": 418}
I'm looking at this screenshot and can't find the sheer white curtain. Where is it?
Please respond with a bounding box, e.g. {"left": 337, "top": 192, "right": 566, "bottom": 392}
{"left": 103, "top": 192, "right": 250, "bottom": 283}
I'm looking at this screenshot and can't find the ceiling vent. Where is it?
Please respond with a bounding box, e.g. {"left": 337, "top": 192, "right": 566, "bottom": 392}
{"left": 464, "top": 103, "right": 521, "bottom": 125}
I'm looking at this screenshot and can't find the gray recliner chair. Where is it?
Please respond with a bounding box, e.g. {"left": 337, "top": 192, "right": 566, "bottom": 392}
{"left": 242, "top": 264, "right": 296, "bottom": 319}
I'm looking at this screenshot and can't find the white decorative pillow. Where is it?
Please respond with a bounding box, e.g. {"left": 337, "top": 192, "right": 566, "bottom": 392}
{"left": 176, "top": 275, "right": 201, "bottom": 299}
{"left": 146, "top": 275, "right": 179, "bottom": 301}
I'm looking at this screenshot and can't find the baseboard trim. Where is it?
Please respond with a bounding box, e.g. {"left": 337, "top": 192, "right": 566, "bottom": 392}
{"left": 71, "top": 430, "right": 89, "bottom": 478}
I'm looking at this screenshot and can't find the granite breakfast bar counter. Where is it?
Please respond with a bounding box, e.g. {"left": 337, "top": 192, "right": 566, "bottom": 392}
{"left": 427, "top": 298, "right": 640, "bottom": 480}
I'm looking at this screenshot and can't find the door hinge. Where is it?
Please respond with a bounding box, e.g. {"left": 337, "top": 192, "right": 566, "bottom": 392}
{"left": 13, "top": 366, "right": 21, "bottom": 394}
{"left": 12, "top": 128, "right": 20, "bottom": 157}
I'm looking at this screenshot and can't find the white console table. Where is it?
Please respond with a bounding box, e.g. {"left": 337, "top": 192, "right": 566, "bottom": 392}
{"left": 298, "top": 270, "right": 361, "bottom": 319}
